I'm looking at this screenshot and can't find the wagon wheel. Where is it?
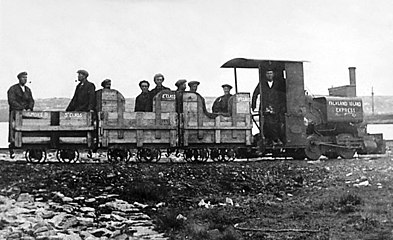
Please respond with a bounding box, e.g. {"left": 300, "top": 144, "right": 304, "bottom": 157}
{"left": 196, "top": 148, "right": 209, "bottom": 163}
{"left": 151, "top": 148, "right": 162, "bottom": 162}
{"left": 56, "top": 149, "right": 79, "bottom": 163}
{"left": 107, "top": 148, "right": 130, "bottom": 163}
{"left": 226, "top": 148, "right": 236, "bottom": 161}
{"left": 210, "top": 148, "right": 220, "bottom": 162}
{"left": 305, "top": 135, "right": 322, "bottom": 160}
{"left": 142, "top": 148, "right": 161, "bottom": 162}
{"left": 338, "top": 148, "right": 356, "bottom": 159}
{"left": 25, "top": 149, "right": 47, "bottom": 163}
{"left": 135, "top": 148, "right": 145, "bottom": 162}
{"left": 183, "top": 149, "right": 194, "bottom": 162}
{"left": 124, "top": 149, "right": 133, "bottom": 163}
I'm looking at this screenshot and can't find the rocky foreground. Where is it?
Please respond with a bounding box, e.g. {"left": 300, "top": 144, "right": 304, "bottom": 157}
{"left": 1, "top": 152, "right": 393, "bottom": 239}
{"left": 0, "top": 188, "right": 167, "bottom": 240}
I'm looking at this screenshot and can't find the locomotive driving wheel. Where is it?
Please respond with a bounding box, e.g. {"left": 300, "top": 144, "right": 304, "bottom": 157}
{"left": 25, "top": 149, "right": 47, "bottom": 163}
{"left": 338, "top": 148, "right": 356, "bottom": 159}
{"left": 305, "top": 134, "right": 322, "bottom": 160}
{"left": 56, "top": 149, "right": 79, "bottom": 163}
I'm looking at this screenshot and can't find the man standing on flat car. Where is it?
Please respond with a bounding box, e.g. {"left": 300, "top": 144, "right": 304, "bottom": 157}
{"left": 212, "top": 84, "right": 233, "bottom": 114}
{"left": 135, "top": 80, "right": 153, "bottom": 112}
{"left": 251, "top": 68, "right": 286, "bottom": 146}
{"left": 66, "top": 70, "right": 96, "bottom": 112}
{"left": 149, "top": 73, "right": 170, "bottom": 99}
{"left": 7, "top": 71, "right": 35, "bottom": 157}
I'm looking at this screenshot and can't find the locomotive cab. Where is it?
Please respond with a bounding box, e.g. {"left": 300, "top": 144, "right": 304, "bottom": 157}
{"left": 221, "top": 58, "right": 307, "bottom": 156}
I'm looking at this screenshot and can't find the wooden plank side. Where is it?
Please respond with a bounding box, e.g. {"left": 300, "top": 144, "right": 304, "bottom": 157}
{"left": 15, "top": 132, "right": 22, "bottom": 147}
{"left": 215, "top": 117, "right": 221, "bottom": 144}
{"left": 59, "top": 137, "right": 87, "bottom": 144}
{"left": 15, "top": 126, "right": 94, "bottom": 131}
{"left": 60, "top": 112, "right": 92, "bottom": 127}
{"left": 20, "top": 111, "right": 51, "bottom": 127}
{"left": 21, "top": 137, "right": 51, "bottom": 144}
{"left": 220, "top": 130, "right": 247, "bottom": 143}
{"left": 185, "top": 130, "right": 215, "bottom": 143}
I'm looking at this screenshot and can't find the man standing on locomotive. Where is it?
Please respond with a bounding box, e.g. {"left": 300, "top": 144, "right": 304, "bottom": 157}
{"left": 8, "top": 71, "right": 35, "bottom": 157}
{"left": 212, "top": 84, "right": 233, "bottom": 114}
{"left": 135, "top": 80, "right": 153, "bottom": 112}
{"left": 66, "top": 70, "right": 96, "bottom": 112}
{"left": 251, "top": 69, "right": 286, "bottom": 146}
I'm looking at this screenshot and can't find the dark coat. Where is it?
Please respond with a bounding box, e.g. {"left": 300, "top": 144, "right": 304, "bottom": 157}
{"left": 251, "top": 79, "right": 286, "bottom": 115}
{"left": 66, "top": 80, "right": 96, "bottom": 111}
{"left": 135, "top": 92, "right": 153, "bottom": 112}
{"left": 7, "top": 84, "right": 34, "bottom": 111}
{"left": 149, "top": 85, "right": 170, "bottom": 100}
{"left": 212, "top": 94, "right": 233, "bottom": 114}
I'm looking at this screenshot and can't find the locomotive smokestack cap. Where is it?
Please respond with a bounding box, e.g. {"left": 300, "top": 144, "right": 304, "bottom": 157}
{"left": 348, "top": 67, "right": 356, "bottom": 86}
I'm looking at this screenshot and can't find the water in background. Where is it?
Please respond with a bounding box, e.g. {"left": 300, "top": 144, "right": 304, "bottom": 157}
{"left": 0, "top": 122, "right": 8, "bottom": 148}
{"left": 367, "top": 124, "right": 393, "bottom": 140}
{"left": 1, "top": 122, "right": 392, "bottom": 148}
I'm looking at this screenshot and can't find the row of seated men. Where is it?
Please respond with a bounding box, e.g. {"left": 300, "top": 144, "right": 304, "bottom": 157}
{"left": 7, "top": 70, "right": 234, "bottom": 117}
{"left": 65, "top": 71, "right": 235, "bottom": 115}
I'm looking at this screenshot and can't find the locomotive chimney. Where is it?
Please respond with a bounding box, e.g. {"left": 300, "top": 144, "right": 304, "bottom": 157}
{"left": 348, "top": 67, "right": 356, "bottom": 85}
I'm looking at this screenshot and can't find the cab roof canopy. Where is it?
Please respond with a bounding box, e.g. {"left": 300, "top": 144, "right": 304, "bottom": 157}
{"left": 221, "top": 58, "right": 306, "bottom": 69}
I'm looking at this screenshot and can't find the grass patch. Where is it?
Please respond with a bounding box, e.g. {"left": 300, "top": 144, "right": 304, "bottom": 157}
{"left": 154, "top": 208, "right": 186, "bottom": 232}
{"left": 318, "top": 192, "right": 363, "bottom": 213}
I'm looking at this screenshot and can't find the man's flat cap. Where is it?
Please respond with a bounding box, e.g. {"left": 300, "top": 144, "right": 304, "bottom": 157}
{"left": 221, "top": 84, "right": 232, "bottom": 89}
{"left": 17, "top": 72, "right": 28, "bottom": 79}
{"left": 188, "top": 81, "right": 200, "bottom": 87}
{"left": 101, "top": 79, "right": 111, "bottom": 87}
{"left": 175, "top": 79, "right": 187, "bottom": 87}
{"left": 77, "top": 70, "right": 89, "bottom": 77}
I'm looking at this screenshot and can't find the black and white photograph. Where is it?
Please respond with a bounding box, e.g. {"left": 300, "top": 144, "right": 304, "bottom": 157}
{"left": 1, "top": 0, "right": 393, "bottom": 239}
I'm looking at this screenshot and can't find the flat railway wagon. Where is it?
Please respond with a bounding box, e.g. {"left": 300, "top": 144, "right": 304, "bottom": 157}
{"left": 9, "top": 58, "right": 384, "bottom": 163}
{"left": 9, "top": 110, "right": 95, "bottom": 162}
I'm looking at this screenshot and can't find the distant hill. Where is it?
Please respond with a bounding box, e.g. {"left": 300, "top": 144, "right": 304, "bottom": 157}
{"left": 0, "top": 95, "right": 392, "bottom": 122}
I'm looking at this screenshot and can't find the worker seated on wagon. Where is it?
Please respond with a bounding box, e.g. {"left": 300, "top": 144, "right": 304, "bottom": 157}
{"left": 251, "top": 69, "right": 286, "bottom": 146}
{"left": 175, "top": 79, "right": 187, "bottom": 113}
{"left": 212, "top": 84, "right": 233, "bottom": 115}
{"left": 188, "top": 81, "right": 200, "bottom": 93}
{"left": 135, "top": 80, "right": 153, "bottom": 112}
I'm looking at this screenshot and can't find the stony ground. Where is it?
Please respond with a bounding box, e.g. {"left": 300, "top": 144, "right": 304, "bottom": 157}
{"left": 1, "top": 152, "right": 393, "bottom": 240}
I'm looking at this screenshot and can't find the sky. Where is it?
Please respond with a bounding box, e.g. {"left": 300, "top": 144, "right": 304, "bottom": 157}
{"left": 1, "top": 0, "right": 393, "bottom": 100}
